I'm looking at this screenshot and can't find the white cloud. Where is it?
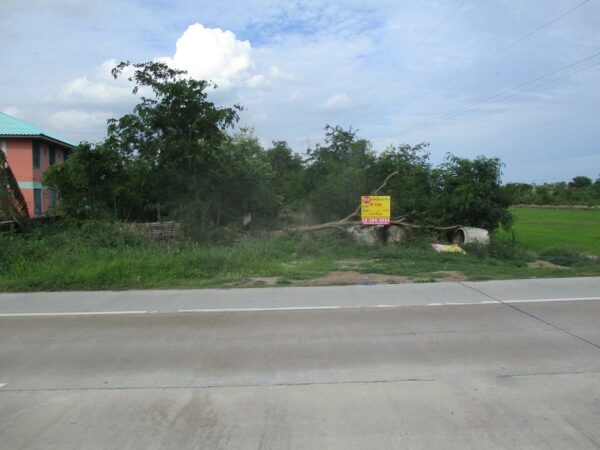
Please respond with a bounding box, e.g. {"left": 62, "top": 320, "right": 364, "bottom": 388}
{"left": 47, "top": 59, "right": 135, "bottom": 105}
{"left": 320, "top": 93, "right": 355, "bottom": 112}
{"left": 246, "top": 74, "right": 269, "bottom": 89}
{"left": 48, "top": 23, "right": 285, "bottom": 109}
{"left": 268, "top": 65, "right": 295, "bottom": 81}
{"left": 48, "top": 109, "right": 112, "bottom": 131}
{"left": 160, "top": 23, "right": 253, "bottom": 88}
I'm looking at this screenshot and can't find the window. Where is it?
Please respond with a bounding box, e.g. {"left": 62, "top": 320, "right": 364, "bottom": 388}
{"left": 34, "top": 189, "right": 42, "bottom": 216}
{"left": 32, "top": 141, "right": 41, "bottom": 169}
{"left": 49, "top": 147, "right": 56, "bottom": 165}
{"left": 51, "top": 190, "right": 58, "bottom": 210}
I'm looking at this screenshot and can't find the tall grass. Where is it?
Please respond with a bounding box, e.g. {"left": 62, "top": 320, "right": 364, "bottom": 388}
{"left": 1, "top": 221, "right": 598, "bottom": 292}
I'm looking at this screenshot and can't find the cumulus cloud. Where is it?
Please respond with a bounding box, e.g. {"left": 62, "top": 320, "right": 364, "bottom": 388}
{"left": 49, "top": 23, "right": 284, "bottom": 108}
{"left": 160, "top": 23, "right": 253, "bottom": 87}
{"left": 320, "top": 93, "right": 355, "bottom": 112}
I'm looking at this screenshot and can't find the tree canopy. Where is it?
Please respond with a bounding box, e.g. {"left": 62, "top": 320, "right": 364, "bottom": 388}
{"left": 44, "top": 61, "right": 516, "bottom": 237}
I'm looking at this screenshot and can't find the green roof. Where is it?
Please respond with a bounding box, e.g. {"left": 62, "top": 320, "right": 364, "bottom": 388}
{"left": 0, "top": 112, "right": 75, "bottom": 148}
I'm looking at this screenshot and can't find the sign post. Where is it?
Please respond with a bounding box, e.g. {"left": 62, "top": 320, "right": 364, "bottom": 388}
{"left": 361, "top": 196, "right": 390, "bottom": 225}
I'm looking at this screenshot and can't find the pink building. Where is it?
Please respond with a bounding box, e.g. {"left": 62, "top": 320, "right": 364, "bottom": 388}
{"left": 0, "top": 112, "right": 74, "bottom": 217}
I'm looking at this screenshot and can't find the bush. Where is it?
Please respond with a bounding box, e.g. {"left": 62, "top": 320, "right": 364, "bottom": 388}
{"left": 464, "top": 238, "right": 531, "bottom": 264}
{"left": 539, "top": 248, "right": 591, "bottom": 267}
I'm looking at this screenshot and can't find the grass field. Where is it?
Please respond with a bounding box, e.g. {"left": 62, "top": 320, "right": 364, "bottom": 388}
{"left": 503, "top": 207, "right": 600, "bottom": 254}
{"left": 1, "top": 220, "right": 599, "bottom": 292}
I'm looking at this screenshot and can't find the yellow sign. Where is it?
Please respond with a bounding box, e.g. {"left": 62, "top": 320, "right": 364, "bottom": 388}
{"left": 361, "top": 195, "right": 390, "bottom": 225}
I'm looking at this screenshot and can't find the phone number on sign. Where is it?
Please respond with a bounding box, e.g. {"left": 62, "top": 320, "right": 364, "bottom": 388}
{"left": 361, "top": 218, "right": 390, "bottom": 225}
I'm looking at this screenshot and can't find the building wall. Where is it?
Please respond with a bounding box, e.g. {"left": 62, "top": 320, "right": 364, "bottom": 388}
{"left": 3, "top": 138, "right": 69, "bottom": 217}
{"left": 5, "top": 138, "right": 33, "bottom": 182}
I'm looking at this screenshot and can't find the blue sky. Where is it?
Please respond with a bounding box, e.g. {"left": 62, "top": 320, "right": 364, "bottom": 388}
{"left": 1, "top": 0, "right": 599, "bottom": 182}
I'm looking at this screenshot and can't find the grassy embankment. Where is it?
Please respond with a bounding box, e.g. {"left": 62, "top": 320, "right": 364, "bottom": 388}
{"left": 0, "top": 211, "right": 599, "bottom": 292}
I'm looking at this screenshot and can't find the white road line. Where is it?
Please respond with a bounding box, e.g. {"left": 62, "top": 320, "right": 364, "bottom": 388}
{"left": 178, "top": 306, "right": 343, "bottom": 313}
{"left": 0, "top": 311, "right": 148, "bottom": 317}
{"left": 0, "top": 297, "right": 598, "bottom": 317}
{"left": 506, "top": 297, "right": 600, "bottom": 304}
{"left": 0, "top": 383, "right": 6, "bottom": 388}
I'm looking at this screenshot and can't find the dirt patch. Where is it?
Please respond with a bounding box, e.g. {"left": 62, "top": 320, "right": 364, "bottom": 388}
{"left": 527, "top": 260, "right": 569, "bottom": 269}
{"left": 294, "top": 271, "right": 410, "bottom": 286}
{"left": 430, "top": 271, "right": 467, "bottom": 282}
{"left": 225, "top": 276, "right": 281, "bottom": 287}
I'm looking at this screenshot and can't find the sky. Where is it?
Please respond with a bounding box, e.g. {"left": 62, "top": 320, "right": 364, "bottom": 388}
{"left": 1, "top": 0, "right": 599, "bottom": 183}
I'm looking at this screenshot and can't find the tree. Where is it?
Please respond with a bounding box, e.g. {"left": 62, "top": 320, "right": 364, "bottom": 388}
{"left": 430, "top": 155, "right": 512, "bottom": 231}
{"left": 302, "top": 126, "right": 376, "bottom": 221}
{"left": 368, "top": 143, "right": 432, "bottom": 222}
{"left": 106, "top": 61, "right": 241, "bottom": 223}
{"left": 568, "top": 176, "right": 592, "bottom": 189}
{"left": 44, "top": 142, "right": 128, "bottom": 219}
{"left": 46, "top": 61, "right": 247, "bottom": 228}
{"left": 265, "top": 140, "right": 304, "bottom": 205}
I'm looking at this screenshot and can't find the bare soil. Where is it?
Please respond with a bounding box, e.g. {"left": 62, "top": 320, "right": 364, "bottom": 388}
{"left": 430, "top": 271, "right": 468, "bottom": 282}
{"left": 293, "top": 271, "right": 410, "bottom": 286}
{"left": 526, "top": 260, "right": 568, "bottom": 269}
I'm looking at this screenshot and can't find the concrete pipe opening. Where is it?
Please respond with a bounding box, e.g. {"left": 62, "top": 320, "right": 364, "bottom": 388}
{"left": 453, "top": 227, "right": 490, "bottom": 245}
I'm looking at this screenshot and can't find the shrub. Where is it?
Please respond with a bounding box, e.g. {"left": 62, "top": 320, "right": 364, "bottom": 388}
{"left": 539, "top": 248, "right": 591, "bottom": 267}
{"left": 464, "top": 238, "right": 530, "bottom": 264}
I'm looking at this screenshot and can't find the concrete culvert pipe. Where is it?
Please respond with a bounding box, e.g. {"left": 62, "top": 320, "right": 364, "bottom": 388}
{"left": 453, "top": 227, "right": 490, "bottom": 245}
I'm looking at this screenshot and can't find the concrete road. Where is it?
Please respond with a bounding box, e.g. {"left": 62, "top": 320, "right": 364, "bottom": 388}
{"left": 1, "top": 278, "right": 600, "bottom": 449}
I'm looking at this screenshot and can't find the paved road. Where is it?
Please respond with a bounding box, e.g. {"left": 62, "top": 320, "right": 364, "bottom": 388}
{"left": 1, "top": 276, "right": 599, "bottom": 315}
{"left": 1, "top": 278, "right": 599, "bottom": 449}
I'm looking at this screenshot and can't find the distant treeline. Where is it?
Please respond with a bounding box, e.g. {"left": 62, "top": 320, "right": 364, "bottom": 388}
{"left": 505, "top": 177, "right": 600, "bottom": 207}
{"left": 44, "top": 61, "right": 512, "bottom": 239}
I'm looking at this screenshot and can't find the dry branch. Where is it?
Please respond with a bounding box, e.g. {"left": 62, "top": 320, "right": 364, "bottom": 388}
{"left": 340, "top": 171, "right": 399, "bottom": 222}
{"left": 285, "top": 170, "right": 461, "bottom": 235}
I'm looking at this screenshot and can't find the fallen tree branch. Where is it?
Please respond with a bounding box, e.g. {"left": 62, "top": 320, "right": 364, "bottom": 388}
{"left": 285, "top": 170, "right": 463, "bottom": 235}
{"left": 289, "top": 220, "right": 362, "bottom": 233}
{"left": 389, "top": 220, "right": 461, "bottom": 230}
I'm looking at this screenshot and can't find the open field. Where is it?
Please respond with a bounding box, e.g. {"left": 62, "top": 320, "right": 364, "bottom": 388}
{"left": 1, "top": 221, "right": 599, "bottom": 292}
{"left": 503, "top": 207, "right": 600, "bottom": 254}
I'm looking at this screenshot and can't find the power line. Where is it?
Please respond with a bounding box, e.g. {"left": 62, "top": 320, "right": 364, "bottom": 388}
{"left": 388, "top": 0, "right": 594, "bottom": 114}
{"left": 357, "top": 0, "right": 470, "bottom": 101}
{"left": 375, "top": 50, "right": 600, "bottom": 142}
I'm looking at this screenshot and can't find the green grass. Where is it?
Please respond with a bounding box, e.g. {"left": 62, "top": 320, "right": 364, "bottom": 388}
{"left": 501, "top": 207, "right": 600, "bottom": 254}
{"left": 1, "top": 221, "right": 598, "bottom": 292}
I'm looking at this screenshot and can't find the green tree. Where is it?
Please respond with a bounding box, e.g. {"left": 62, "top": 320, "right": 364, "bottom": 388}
{"left": 368, "top": 143, "right": 432, "bottom": 222}
{"left": 568, "top": 176, "right": 593, "bottom": 189}
{"left": 303, "top": 126, "right": 376, "bottom": 220}
{"left": 431, "top": 155, "right": 512, "bottom": 231}
{"left": 265, "top": 140, "right": 304, "bottom": 205}
{"left": 107, "top": 61, "right": 241, "bottom": 223}
{"left": 44, "top": 142, "right": 127, "bottom": 219}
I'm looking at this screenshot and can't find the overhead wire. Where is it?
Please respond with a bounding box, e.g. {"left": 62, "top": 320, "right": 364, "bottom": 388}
{"left": 356, "top": 0, "right": 470, "bottom": 102}
{"left": 378, "top": 0, "right": 595, "bottom": 117}
{"left": 374, "top": 50, "right": 600, "bottom": 142}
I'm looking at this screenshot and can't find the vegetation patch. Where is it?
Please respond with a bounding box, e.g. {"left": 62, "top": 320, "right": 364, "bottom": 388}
{"left": 500, "top": 208, "right": 600, "bottom": 254}
{"left": 2, "top": 222, "right": 598, "bottom": 292}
